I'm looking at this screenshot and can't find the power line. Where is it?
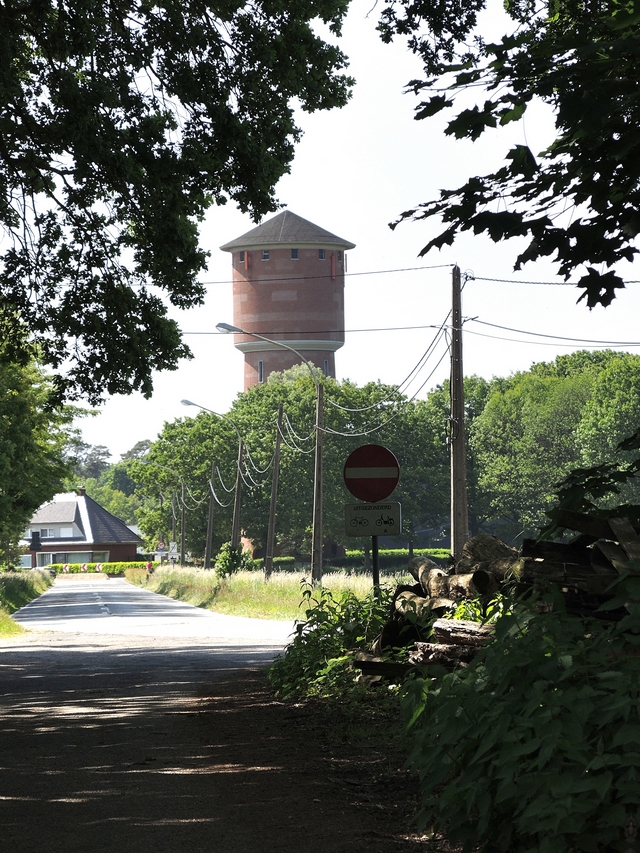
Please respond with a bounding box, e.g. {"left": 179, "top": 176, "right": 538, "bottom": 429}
{"left": 469, "top": 318, "right": 640, "bottom": 347}
{"left": 197, "top": 263, "right": 453, "bottom": 287}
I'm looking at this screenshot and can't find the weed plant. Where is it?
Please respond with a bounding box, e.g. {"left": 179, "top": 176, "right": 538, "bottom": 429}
{"left": 402, "top": 579, "right": 640, "bottom": 853}
{"left": 268, "top": 583, "right": 394, "bottom": 699}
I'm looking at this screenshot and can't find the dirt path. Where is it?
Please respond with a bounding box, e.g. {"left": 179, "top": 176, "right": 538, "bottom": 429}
{"left": 0, "top": 632, "right": 429, "bottom": 852}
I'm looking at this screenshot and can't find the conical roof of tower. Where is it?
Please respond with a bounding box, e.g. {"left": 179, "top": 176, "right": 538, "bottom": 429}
{"left": 220, "top": 210, "right": 355, "bottom": 252}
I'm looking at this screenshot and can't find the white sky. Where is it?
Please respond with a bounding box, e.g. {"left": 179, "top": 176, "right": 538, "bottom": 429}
{"left": 80, "top": 0, "right": 640, "bottom": 459}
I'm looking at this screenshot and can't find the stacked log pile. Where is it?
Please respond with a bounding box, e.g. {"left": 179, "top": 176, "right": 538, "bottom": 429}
{"left": 362, "top": 511, "right": 640, "bottom": 676}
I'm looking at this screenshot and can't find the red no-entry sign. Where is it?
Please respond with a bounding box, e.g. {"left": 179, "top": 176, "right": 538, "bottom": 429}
{"left": 343, "top": 444, "right": 400, "bottom": 503}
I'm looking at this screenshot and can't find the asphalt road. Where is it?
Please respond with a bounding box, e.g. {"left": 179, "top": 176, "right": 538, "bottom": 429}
{"left": 12, "top": 576, "right": 295, "bottom": 643}
{"left": 0, "top": 578, "right": 312, "bottom": 852}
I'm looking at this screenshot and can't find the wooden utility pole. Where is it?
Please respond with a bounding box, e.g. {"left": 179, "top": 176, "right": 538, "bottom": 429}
{"left": 231, "top": 440, "right": 244, "bottom": 550}
{"left": 450, "top": 265, "right": 469, "bottom": 560}
{"left": 264, "top": 404, "right": 283, "bottom": 580}
{"left": 180, "top": 482, "right": 186, "bottom": 565}
{"left": 311, "top": 382, "right": 324, "bottom": 584}
{"left": 204, "top": 459, "right": 216, "bottom": 569}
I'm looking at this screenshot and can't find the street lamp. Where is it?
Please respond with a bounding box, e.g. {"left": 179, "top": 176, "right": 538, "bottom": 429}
{"left": 216, "top": 322, "right": 324, "bottom": 584}
{"left": 181, "top": 400, "right": 244, "bottom": 554}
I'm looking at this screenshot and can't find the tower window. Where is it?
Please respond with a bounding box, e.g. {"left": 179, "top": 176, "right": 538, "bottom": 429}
{"left": 239, "top": 251, "right": 245, "bottom": 263}
{"left": 262, "top": 249, "right": 270, "bottom": 261}
{"left": 318, "top": 249, "right": 325, "bottom": 260}
{"left": 291, "top": 248, "right": 299, "bottom": 260}
{"left": 324, "top": 360, "right": 329, "bottom": 376}
{"left": 258, "top": 360, "right": 264, "bottom": 383}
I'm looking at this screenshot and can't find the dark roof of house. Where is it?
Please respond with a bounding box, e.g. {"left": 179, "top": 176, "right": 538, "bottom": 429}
{"left": 31, "top": 500, "right": 84, "bottom": 532}
{"left": 27, "top": 492, "right": 142, "bottom": 545}
{"left": 220, "top": 210, "right": 355, "bottom": 252}
{"left": 84, "top": 494, "right": 141, "bottom": 544}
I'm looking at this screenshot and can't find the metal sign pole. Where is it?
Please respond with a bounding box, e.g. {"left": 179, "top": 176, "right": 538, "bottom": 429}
{"left": 371, "top": 535, "right": 380, "bottom": 594}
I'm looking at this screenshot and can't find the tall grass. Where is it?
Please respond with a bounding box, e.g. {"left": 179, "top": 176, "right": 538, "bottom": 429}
{"left": 137, "top": 566, "right": 410, "bottom": 620}
{"left": 0, "top": 570, "right": 53, "bottom": 636}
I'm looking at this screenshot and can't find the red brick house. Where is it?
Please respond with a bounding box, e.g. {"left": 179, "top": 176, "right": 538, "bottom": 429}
{"left": 23, "top": 490, "right": 142, "bottom": 568}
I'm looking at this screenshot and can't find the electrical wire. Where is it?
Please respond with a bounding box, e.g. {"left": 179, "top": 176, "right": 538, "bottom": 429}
{"left": 196, "top": 262, "right": 453, "bottom": 287}
{"left": 468, "top": 318, "right": 640, "bottom": 347}
{"left": 209, "top": 478, "right": 234, "bottom": 508}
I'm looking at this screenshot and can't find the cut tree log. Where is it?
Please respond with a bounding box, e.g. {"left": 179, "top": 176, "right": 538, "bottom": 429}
{"left": 407, "top": 556, "right": 440, "bottom": 582}
{"left": 432, "top": 618, "right": 494, "bottom": 647}
{"left": 447, "top": 573, "right": 478, "bottom": 599}
{"left": 455, "top": 534, "right": 518, "bottom": 574}
{"left": 420, "top": 566, "right": 449, "bottom": 598}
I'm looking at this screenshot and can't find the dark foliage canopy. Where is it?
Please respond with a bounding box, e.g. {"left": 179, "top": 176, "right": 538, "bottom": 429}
{"left": 0, "top": 0, "right": 352, "bottom": 402}
{"left": 379, "top": 0, "right": 640, "bottom": 307}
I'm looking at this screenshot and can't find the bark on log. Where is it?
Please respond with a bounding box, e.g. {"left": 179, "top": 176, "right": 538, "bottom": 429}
{"left": 407, "top": 556, "right": 440, "bottom": 582}
{"left": 455, "top": 534, "right": 518, "bottom": 574}
{"left": 420, "top": 566, "right": 449, "bottom": 598}
{"left": 432, "top": 618, "right": 494, "bottom": 647}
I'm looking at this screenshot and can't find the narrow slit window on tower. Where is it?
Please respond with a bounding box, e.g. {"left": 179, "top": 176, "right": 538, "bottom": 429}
{"left": 318, "top": 248, "right": 325, "bottom": 260}
{"left": 324, "top": 359, "right": 329, "bottom": 376}
{"left": 291, "top": 248, "right": 299, "bottom": 260}
{"left": 262, "top": 249, "right": 270, "bottom": 261}
{"left": 258, "top": 360, "right": 264, "bottom": 383}
{"left": 239, "top": 250, "right": 245, "bottom": 264}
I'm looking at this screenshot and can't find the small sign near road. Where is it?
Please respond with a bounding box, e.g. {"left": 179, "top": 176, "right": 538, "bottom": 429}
{"left": 343, "top": 444, "right": 400, "bottom": 503}
{"left": 344, "top": 502, "right": 402, "bottom": 537}
{"left": 157, "top": 541, "right": 166, "bottom": 552}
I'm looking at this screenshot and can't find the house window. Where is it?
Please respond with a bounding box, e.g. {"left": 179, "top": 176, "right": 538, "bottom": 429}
{"left": 258, "top": 360, "right": 264, "bottom": 383}
{"left": 59, "top": 527, "right": 73, "bottom": 538}
{"left": 262, "top": 249, "right": 270, "bottom": 260}
{"left": 41, "top": 528, "right": 54, "bottom": 538}
{"left": 318, "top": 249, "right": 325, "bottom": 260}
{"left": 93, "top": 551, "right": 109, "bottom": 562}
{"left": 324, "top": 359, "right": 329, "bottom": 376}
{"left": 291, "top": 248, "right": 299, "bottom": 260}
{"left": 239, "top": 251, "right": 245, "bottom": 263}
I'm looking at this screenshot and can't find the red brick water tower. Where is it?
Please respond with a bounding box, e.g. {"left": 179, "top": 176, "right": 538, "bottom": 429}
{"left": 220, "top": 210, "right": 355, "bottom": 390}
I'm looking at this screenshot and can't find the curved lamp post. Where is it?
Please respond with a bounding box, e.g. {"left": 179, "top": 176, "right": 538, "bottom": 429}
{"left": 181, "top": 400, "right": 244, "bottom": 555}
{"left": 216, "top": 322, "right": 324, "bottom": 584}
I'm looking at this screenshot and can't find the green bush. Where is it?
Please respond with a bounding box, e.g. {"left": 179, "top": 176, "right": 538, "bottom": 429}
{"left": 402, "top": 579, "right": 640, "bottom": 852}
{"left": 213, "top": 543, "right": 256, "bottom": 578}
{"left": 269, "top": 582, "right": 393, "bottom": 699}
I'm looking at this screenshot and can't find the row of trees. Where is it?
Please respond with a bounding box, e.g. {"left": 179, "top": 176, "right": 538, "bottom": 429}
{"left": 5, "top": 349, "right": 640, "bottom": 564}
{"left": 79, "top": 351, "right": 640, "bottom": 559}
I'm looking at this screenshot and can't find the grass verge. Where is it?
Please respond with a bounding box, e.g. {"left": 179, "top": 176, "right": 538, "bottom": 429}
{"left": 138, "top": 567, "right": 410, "bottom": 620}
{"left": 0, "top": 570, "right": 54, "bottom": 636}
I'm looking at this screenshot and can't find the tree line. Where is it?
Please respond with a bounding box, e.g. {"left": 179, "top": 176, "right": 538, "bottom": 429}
{"left": 66, "top": 350, "right": 640, "bottom": 560}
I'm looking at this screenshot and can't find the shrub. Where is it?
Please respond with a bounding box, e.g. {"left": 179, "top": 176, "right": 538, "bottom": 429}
{"left": 49, "top": 561, "right": 157, "bottom": 574}
{"left": 213, "top": 543, "right": 255, "bottom": 578}
{"left": 402, "top": 579, "right": 640, "bottom": 852}
{"left": 269, "top": 582, "right": 393, "bottom": 699}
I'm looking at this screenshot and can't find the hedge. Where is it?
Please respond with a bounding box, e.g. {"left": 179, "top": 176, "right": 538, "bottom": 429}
{"left": 49, "top": 561, "right": 159, "bottom": 574}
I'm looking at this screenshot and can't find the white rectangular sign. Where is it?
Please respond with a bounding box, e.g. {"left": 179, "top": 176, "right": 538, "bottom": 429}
{"left": 344, "top": 501, "right": 402, "bottom": 537}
